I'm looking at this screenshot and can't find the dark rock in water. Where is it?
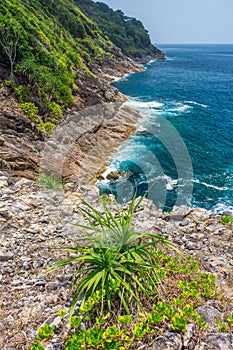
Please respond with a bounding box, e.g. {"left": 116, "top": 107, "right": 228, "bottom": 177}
{"left": 106, "top": 170, "right": 125, "bottom": 181}
{"left": 96, "top": 175, "right": 105, "bottom": 180}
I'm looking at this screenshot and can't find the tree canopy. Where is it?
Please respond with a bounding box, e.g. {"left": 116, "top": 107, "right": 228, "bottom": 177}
{"left": 76, "top": 0, "right": 158, "bottom": 58}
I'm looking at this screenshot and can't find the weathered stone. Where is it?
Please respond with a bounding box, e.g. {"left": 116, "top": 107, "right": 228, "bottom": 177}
{"left": 170, "top": 206, "right": 192, "bottom": 221}
{"left": 185, "top": 242, "right": 200, "bottom": 250}
{"left": 183, "top": 324, "right": 195, "bottom": 348}
{"left": 0, "top": 178, "right": 8, "bottom": 188}
{"left": 13, "top": 200, "right": 31, "bottom": 211}
{"left": 194, "top": 333, "right": 233, "bottom": 350}
{"left": 47, "top": 141, "right": 58, "bottom": 149}
{"left": 196, "top": 303, "right": 223, "bottom": 330}
{"left": 46, "top": 282, "right": 59, "bottom": 292}
{"left": 0, "top": 322, "right": 5, "bottom": 334}
{"left": 149, "top": 332, "right": 182, "bottom": 350}
{"left": 180, "top": 220, "right": 190, "bottom": 226}
{"left": 0, "top": 251, "right": 14, "bottom": 262}
{"left": 106, "top": 170, "right": 125, "bottom": 180}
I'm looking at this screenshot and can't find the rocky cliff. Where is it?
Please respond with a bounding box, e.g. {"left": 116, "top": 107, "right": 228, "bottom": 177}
{"left": 0, "top": 0, "right": 156, "bottom": 182}
{"left": 0, "top": 56, "right": 144, "bottom": 183}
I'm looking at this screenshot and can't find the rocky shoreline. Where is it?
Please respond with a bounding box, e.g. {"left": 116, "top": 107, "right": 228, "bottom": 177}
{"left": 0, "top": 174, "right": 233, "bottom": 349}
{"left": 40, "top": 103, "right": 142, "bottom": 185}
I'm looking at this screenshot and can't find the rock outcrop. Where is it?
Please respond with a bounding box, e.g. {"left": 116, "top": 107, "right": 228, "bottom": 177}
{"left": 0, "top": 53, "right": 144, "bottom": 183}
{"left": 0, "top": 84, "right": 43, "bottom": 181}
{"left": 40, "top": 103, "right": 141, "bottom": 185}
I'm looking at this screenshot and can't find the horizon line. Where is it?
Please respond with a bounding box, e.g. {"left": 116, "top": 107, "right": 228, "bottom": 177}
{"left": 154, "top": 43, "right": 233, "bottom": 45}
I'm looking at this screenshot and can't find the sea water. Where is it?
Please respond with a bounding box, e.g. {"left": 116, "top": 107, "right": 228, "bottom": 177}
{"left": 97, "top": 45, "right": 233, "bottom": 213}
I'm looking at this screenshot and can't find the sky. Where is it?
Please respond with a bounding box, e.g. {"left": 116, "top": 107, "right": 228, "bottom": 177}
{"left": 96, "top": 0, "right": 233, "bottom": 44}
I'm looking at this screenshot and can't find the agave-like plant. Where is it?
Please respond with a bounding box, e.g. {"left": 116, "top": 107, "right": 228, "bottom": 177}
{"left": 47, "top": 195, "right": 178, "bottom": 317}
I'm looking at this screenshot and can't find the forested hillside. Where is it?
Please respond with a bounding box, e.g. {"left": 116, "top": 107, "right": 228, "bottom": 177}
{"left": 0, "top": 0, "right": 163, "bottom": 134}
{"left": 0, "top": 0, "right": 118, "bottom": 132}
{"left": 77, "top": 0, "right": 164, "bottom": 60}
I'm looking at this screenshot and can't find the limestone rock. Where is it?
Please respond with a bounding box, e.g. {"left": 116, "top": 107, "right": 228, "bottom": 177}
{"left": 194, "top": 333, "right": 233, "bottom": 350}
{"left": 149, "top": 332, "right": 183, "bottom": 350}
{"left": 0, "top": 251, "right": 14, "bottom": 262}
{"left": 196, "top": 303, "right": 224, "bottom": 331}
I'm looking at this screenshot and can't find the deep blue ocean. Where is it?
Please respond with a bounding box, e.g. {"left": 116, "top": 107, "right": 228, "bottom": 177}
{"left": 98, "top": 45, "right": 233, "bottom": 213}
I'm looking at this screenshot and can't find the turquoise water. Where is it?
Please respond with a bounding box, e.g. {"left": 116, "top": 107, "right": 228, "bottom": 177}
{"left": 98, "top": 45, "right": 233, "bottom": 212}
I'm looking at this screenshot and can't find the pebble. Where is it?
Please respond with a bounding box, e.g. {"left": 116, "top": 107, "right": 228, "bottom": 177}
{"left": 0, "top": 251, "right": 14, "bottom": 262}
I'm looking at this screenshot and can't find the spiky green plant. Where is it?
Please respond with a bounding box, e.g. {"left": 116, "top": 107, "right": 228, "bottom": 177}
{"left": 47, "top": 196, "right": 179, "bottom": 318}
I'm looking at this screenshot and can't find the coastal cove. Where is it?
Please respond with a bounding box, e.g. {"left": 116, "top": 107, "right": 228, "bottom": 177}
{"left": 98, "top": 44, "right": 233, "bottom": 214}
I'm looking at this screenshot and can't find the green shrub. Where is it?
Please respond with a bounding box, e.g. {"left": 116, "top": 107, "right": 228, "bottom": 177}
{"left": 39, "top": 121, "right": 56, "bottom": 134}
{"left": 45, "top": 101, "right": 63, "bottom": 121}
{"left": 30, "top": 343, "right": 44, "bottom": 350}
{"left": 31, "top": 224, "right": 232, "bottom": 350}
{"left": 56, "top": 85, "right": 74, "bottom": 107}
{"left": 14, "top": 85, "right": 29, "bottom": 103}
{"left": 20, "top": 102, "right": 38, "bottom": 120}
{"left": 5, "top": 79, "right": 15, "bottom": 89}
{"left": 219, "top": 214, "right": 233, "bottom": 225}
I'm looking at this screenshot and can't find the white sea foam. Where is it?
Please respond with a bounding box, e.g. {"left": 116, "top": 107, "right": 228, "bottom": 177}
{"left": 163, "top": 175, "right": 178, "bottom": 191}
{"left": 193, "top": 179, "right": 229, "bottom": 191}
{"left": 126, "top": 99, "right": 163, "bottom": 110}
{"left": 145, "top": 59, "right": 156, "bottom": 66}
{"left": 184, "top": 100, "right": 209, "bottom": 108}
{"left": 167, "top": 104, "right": 192, "bottom": 113}
{"left": 212, "top": 203, "right": 233, "bottom": 215}
{"left": 110, "top": 73, "right": 131, "bottom": 83}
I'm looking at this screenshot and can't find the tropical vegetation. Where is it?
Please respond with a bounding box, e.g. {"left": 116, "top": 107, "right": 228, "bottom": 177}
{"left": 0, "top": 0, "right": 112, "bottom": 130}
{"left": 77, "top": 0, "right": 161, "bottom": 58}
{"left": 0, "top": 0, "right": 160, "bottom": 134}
